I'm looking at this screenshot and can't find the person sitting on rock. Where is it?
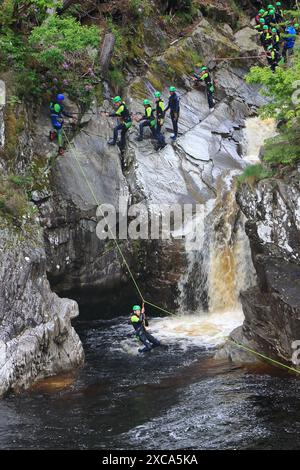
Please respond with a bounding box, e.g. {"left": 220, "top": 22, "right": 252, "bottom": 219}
{"left": 136, "top": 99, "right": 157, "bottom": 144}
{"left": 130, "top": 304, "right": 160, "bottom": 353}
{"left": 49, "top": 94, "right": 73, "bottom": 156}
{"left": 107, "top": 96, "right": 132, "bottom": 156}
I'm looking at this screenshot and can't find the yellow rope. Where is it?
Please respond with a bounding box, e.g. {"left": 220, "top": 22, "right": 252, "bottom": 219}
{"left": 61, "top": 129, "right": 300, "bottom": 375}
{"left": 230, "top": 339, "right": 300, "bottom": 375}
{"left": 63, "top": 129, "right": 146, "bottom": 303}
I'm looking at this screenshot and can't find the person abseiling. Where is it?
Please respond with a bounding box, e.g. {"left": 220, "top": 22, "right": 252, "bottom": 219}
{"left": 164, "top": 86, "right": 180, "bottom": 141}
{"left": 130, "top": 304, "right": 160, "bottom": 353}
{"left": 49, "top": 94, "right": 73, "bottom": 156}
{"left": 107, "top": 96, "right": 132, "bottom": 159}
{"left": 154, "top": 91, "right": 167, "bottom": 150}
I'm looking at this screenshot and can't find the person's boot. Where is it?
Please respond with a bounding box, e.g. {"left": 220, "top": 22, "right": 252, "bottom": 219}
{"left": 108, "top": 139, "right": 116, "bottom": 145}
{"left": 49, "top": 130, "right": 56, "bottom": 141}
{"left": 58, "top": 147, "right": 65, "bottom": 156}
{"left": 138, "top": 345, "right": 152, "bottom": 353}
{"left": 158, "top": 141, "right": 167, "bottom": 150}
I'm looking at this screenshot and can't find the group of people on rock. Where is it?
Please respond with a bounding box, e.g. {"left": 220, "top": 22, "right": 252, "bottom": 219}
{"left": 106, "top": 66, "right": 216, "bottom": 165}
{"left": 254, "top": 2, "right": 298, "bottom": 71}
{"left": 49, "top": 1, "right": 298, "bottom": 162}
{"left": 107, "top": 86, "right": 180, "bottom": 156}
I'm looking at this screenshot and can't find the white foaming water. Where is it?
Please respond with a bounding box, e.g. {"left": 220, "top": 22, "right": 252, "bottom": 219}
{"left": 244, "top": 117, "right": 277, "bottom": 163}
{"left": 148, "top": 310, "right": 244, "bottom": 350}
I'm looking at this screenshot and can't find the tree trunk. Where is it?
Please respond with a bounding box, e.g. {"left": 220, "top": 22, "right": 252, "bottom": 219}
{"left": 99, "top": 33, "right": 116, "bottom": 78}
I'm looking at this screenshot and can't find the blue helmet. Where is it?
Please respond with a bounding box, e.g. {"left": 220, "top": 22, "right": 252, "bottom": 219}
{"left": 57, "top": 94, "right": 65, "bottom": 101}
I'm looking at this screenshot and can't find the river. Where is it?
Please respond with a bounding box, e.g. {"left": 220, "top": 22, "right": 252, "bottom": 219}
{"left": 0, "top": 312, "right": 299, "bottom": 450}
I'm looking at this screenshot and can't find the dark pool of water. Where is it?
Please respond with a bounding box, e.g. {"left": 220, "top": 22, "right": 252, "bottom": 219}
{"left": 0, "top": 317, "right": 300, "bottom": 450}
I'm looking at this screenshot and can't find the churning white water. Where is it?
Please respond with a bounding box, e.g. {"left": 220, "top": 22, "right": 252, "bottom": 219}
{"left": 244, "top": 117, "right": 277, "bottom": 163}
{"left": 149, "top": 310, "right": 244, "bottom": 350}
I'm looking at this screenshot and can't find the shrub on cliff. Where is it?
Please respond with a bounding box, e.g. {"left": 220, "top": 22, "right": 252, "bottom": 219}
{"left": 29, "top": 15, "right": 101, "bottom": 109}
{"left": 246, "top": 47, "right": 300, "bottom": 166}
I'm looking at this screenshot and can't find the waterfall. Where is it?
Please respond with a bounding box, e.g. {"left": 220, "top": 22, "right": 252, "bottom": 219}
{"left": 243, "top": 117, "right": 277, "bottom": 163}
{"left": 207, "top": 174, "right": 256, "bottom": 313}
{"left": 178, "top": 170, "right": 256, "bottom": 316}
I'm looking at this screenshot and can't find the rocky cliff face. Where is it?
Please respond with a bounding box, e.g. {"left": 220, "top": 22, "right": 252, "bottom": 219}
{"left": 40, "top": 19, "right": 263, "bottom": 316}
{"left": 0, "top": 228, "right": 84, "bottom": 396}
{"left": 0, "top": 5, "right": 267, "bottom": 394}
{"left": 226, "top": 169, "right": 300, "bottom": 368}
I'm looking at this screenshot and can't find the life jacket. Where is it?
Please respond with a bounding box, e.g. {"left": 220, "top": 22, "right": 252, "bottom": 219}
{"left": 50, "top": 102, "right": 62, "bottom": 117}
{"left": 156, "top": 99, "right": 165, "bottom": 122}
{"left": 200, "top": 72, "right": 215, "bottom": 93}
{"left": 261, "top": 31, "right": 272, "bottom": 45}
{"left": 115, "top": 102, "right": 132, "bottom": 124}
{"left": 272, "top": 33, "right": 280, "bottom": 45}
{"left": 50, "top": 101, "right": 64, "bottom": 127}
{"left": 267, "top": 49, "right": 280, "bottom": 62}
{"left": 130, "top": 313, "right": 145, "bottom": 336}
{"left": 145, "top": 105, "right": 156, "bottom": 127}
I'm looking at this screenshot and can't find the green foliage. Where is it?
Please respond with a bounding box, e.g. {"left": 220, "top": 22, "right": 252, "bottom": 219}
{"left": 0, "top": 6, "right": 101, "bottom": 107}
{"left": 238, "top": 164, "right": 273, "bottom": 186}
{"left": 0, "top": 174, "right": 35, "bottom": 226}
{"left": 29, "top": 15, "right": 101, "bottom": 107}
{"left": 246, "top": 40, "right": 300, "bottom": 168}
{"left": 129, "top": 0, "right": 152, "bottom": 17}
{"left": 263, "top": 128, "right": 300, "bottom": 166}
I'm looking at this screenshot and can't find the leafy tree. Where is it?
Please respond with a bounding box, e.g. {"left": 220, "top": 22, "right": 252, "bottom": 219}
{"left": 29, "top": 15, "right": 101, "bottom": 108}
{"left": 246, "top": 47, "right": 300, "bottom": 166}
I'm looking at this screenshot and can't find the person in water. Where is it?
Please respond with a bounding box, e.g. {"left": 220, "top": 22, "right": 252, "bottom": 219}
{"left": 130, "top": 304, "right": 161, "bottom": 353}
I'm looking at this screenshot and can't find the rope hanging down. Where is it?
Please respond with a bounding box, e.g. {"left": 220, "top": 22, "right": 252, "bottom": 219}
{"left": 62, "top": 129, "right": 300, "bottom": 376}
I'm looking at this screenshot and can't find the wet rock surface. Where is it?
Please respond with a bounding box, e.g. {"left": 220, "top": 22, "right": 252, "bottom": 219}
{"left": 0, "top": 230, "right": 84, "bottom": 396}
{"left": 39, "top": 18, "right": 265, "bottom": 314}
{"left": 229, "top": 172, "right": 300, "bottom": 367}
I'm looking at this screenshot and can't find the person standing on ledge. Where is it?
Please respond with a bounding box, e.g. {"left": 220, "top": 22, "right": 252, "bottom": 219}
{"left": 164, "top": 86, "right": 180, "bottom": 141}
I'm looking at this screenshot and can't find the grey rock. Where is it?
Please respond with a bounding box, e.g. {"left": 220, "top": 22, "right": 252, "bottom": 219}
{"left": 0, "top": 229, "right": 84, "bottom": 396}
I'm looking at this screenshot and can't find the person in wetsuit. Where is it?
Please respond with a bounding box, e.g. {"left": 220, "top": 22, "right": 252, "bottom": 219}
{"left": 130, "top": 304, "right": 160, "bottom": 353}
